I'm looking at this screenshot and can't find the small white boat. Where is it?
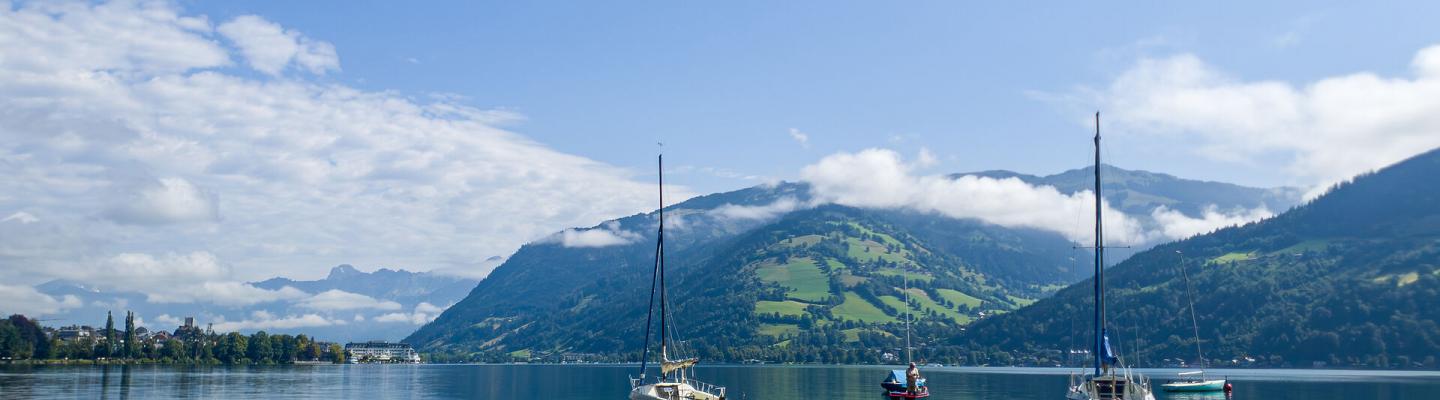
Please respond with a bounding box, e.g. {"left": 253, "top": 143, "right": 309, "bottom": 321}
{"left": 1160, "top": 371, "right": 1226, "bottom": 392}
{"left": 1164, "top": 248, "right": 1229, "bottom": 394}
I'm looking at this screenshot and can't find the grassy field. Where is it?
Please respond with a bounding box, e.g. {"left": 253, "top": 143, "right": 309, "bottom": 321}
{"left": 508, "top": 349, "right": 531, "bottom": 359}
{"left": 904, "top": 288, "right": 970, "bottom": 324}
{"left": 1273, "top": 239, "right": 1331, "bottom": 255}
{"left": 756, "top": 257, "right": 832, "bottom": 302}
{"left": 844, "top": 237, "right": 911, "bottom": 265}
{"left": 837, "top": 271, "right": 867, "bottom": 287}
{"left": 878, "top": 295, "right": 908, "bottom": 316}
{"left": 873, "top": 268, "right": 933, "bottom": 282}
{"left": 755, "top": 300, "right": 812, "bottom": 317}
{"left": 846, "top": 222, "right": 904, "bottom": 247}
{"left": 778, "top": 234, "right": 825, "bottom": 248}
{"left": 1210, "top": 251, "right": 1257, "bottom": 264}
{"left": 937, "top": 288, "right": 983, "bottom": 309}
{"left": 1006, "top": 295, "right": 1036, "bottom": 307}
{"left": 841, "top": 327, "right": 897, "bottom": 342}
{"left": 758, "top": 323, "right": 801, "bottom": 338}
{"left": 832, "top": 292, "right": 896, "bottom": 323}
{"left": 1373, "top": 271, "right": 1423, "bottom": 287}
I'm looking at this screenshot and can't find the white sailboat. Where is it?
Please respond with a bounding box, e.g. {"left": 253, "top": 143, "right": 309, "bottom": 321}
{"left": 629, "top": 153, "right": 727, "bottom": 400}
{"left": 1067, "top": 113, "right": 1156, "bottom": 400}
{"left": 1159, "top": 250, "right": 1227, "bottom": 393}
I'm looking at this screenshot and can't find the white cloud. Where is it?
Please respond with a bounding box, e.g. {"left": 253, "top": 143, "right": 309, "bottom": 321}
{"left": 916, "top": 148, "right": 938, "bottom": 168}
{"left": 548, "top": 221, "right": 643, "bottom": 248}
{"left": 296, "top": 290, "right": 403, "bottom": 311}
{"left": 154, "top": 314, "right": 184, "bottom": 327}
{"left": 0, "top": 0, "right": 229, "bottom": 75}
{"left": 107, "top": 177, "right": 218, "bottom": 225}
{"left": 217, "top": 15, "right": 338, "bottom": 75}
{"left": 1091, "top": 45, "right": 1440, "bottom": 192}
{"left": 802, "top": 148, "right": 1150, "bottom": 245}
{"left": 0, "top": 0, "right": 679, "bottom": 285}
{"left": 414, "top": 302, "right": 444, "bottom": 314}
{"left": 210, "top": 310, "right": 344, "bottom": 333}
{"left": 373, "top": 302, "right": 447, "bottom": 325}
{"left": 788, "top": 128, "right": 810, "bottom": 148}
{"left": 709, "top": 197, "right": 803, "bottom": 221}
{"left": 54, "top": 251, "right": 307, "bottom": 306}
{"left": 2, "top": 212, "right": 38, "bottom": 224}
{"left": 0, "top": 284, "right": 82, "bottom": 316}
{"left": 1151, "top": 205, "right": 1274, "bottom": 240}
{"left": 428, "top": 256, "right": 505, "bottom": 280}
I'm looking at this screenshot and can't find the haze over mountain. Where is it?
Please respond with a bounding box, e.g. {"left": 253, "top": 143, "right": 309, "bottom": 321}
{"left": 32, "top": 265, "right": 477, "bottom": 342}
{"left": 405, "top": 164, "right": 1299, "bottom": 362}
{"left": 962, "top": 147, "right": 1440, "bottom": 369}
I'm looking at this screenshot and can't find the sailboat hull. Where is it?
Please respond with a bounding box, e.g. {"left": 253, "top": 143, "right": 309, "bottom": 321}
{"left": 1160, "top": 379, "right": 1226, "bottom": 392}
{"left": 629, "top": 382, "right": 724, "bottom": 400}
{"left": 1067, "top": 374, "right": 1156, "bottom": 400}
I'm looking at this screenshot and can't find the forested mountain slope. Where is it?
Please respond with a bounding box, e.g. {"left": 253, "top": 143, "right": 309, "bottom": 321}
{"left": 962, "top": 148, "right": 1440, "bottom": 369}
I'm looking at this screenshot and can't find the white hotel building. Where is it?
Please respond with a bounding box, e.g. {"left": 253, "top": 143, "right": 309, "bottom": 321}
{"left": 344, "top": 341, "right": 422, "bottom": 364}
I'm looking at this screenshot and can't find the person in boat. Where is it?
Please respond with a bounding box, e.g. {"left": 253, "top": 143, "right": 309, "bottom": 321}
{"left": 906, "top": 362, "right": 922, "bottom": 395}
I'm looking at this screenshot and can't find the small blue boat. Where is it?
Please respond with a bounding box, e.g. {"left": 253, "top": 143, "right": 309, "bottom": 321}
{"left": 881, "top": 369, "right": 929, "bottom": 399}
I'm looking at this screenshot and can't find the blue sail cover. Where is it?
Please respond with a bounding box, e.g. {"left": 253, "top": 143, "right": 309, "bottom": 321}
{"left": 1101, "top": 330, "right": 1119, "bottom": 365}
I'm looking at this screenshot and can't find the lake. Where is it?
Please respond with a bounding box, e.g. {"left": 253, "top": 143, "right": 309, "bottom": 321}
{"left": 2, "top": 364, "right": 1439, "bottom": 399}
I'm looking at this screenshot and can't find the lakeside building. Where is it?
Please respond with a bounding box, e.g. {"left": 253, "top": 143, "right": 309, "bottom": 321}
{"left": 344, "top": 341, "right": 421, "bottom": 364}
{"left": 54, "top": 325, "right": 96, "bottom": 341}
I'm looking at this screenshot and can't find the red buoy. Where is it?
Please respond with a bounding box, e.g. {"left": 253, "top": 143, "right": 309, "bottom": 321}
{"left": 1224, "top": 382, "right": 1234, "bottom": 393}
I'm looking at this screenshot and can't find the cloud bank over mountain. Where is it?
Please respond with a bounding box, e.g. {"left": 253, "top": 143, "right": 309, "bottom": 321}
{"left": 800, "top": 148, "right": 1274, "bottom": 245}
{"left": 0, "top": 0, "right": 671, "bottom": 316}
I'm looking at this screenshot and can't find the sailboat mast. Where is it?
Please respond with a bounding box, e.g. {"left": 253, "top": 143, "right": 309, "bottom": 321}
{"left": 658, "top": 153, "right": 668, "bottom": 372}
{"left": 1093, "top": 112, "right": 1106, "bottom": 376}
{"left": 638, "top": 153, "right": 665, "bottom": 380}
{"left": 1178, "top": 251, "right": 1206, "bottom": 372}
{"left": 905, "top": 274, "right": 912, "bottom": 364}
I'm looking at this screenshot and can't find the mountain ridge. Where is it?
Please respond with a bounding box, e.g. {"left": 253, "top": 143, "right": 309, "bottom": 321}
{"left": 960, "top": 147, "right": 1440, "bottom": 368}
{"left": 405, "top": 164, "right": 1301, "bottom": 363}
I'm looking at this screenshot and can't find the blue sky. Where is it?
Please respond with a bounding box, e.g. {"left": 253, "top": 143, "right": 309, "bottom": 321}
{"left": 4, "top": 0, "right": 1440, "bottom": 322}
{"left": 186, "top": 0, "right": 1440, "bottom": 193}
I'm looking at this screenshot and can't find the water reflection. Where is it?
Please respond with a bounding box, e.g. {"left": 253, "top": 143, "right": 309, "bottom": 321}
{"left": 1162, "top": 391, "right": 1230, "bottom": 400}
{"left": 1, "top": 365, "right": 1438, "bottom": 400}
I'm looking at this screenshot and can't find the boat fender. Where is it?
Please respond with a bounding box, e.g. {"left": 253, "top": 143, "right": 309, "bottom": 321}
{"left": 1223, "top": 382, "right": 1233, "bottom": 393}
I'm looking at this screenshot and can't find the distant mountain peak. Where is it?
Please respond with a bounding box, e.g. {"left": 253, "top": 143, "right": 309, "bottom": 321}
{"left": 326, "top": 264, "right": 362, "bottom": 280}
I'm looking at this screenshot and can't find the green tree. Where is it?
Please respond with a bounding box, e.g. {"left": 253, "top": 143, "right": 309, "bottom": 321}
{"left": 123, "top": 311, "right": 138, "bottom": 359}
{"left": 275, "top": 334, "right": 297, "bottom": 363}
{"left": 306, "top": 342, "right": 323, "bottom": 361}
{"left": 163, "top": 339, "right": 186, "bottom": 361}
{"left": 0, "top": 321, "right": 32, "bottom": 359}
{"left": 247, "top": 331, "right": 273, "bottom": 363}
{"left": 329, "top": 343, "right": 346, "bottom": 364}
{"left": 102, "top": 311, "right": 116, "bottom": 359}
{"left": 6, "top": 315, "right": 48, "bottom": 359}
{"left": 221, "top": 332, "right": 248, "bottom": 364}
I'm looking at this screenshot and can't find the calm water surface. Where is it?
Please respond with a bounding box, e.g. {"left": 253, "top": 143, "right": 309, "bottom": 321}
{"left": 2, "top": 364, "right": 1438, "bottom": 399}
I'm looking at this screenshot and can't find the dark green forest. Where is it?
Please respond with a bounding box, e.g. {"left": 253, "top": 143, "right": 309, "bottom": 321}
{"left": 962, "top": 148, "right": 1440, "bottom": 369}
{"left": 0, "top": 313, "right": 345, "bottom": 365}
